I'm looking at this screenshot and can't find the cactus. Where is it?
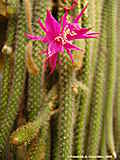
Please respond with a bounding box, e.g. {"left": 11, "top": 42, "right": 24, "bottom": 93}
{"left": 90, "top": 0, "right": 102, "bottom": 74}
{"left": 104, "top": 0, "right": 116, "bottom": 158}
{"left": 26, "top": 96, "right": 52, "bottom": 160}
{"left": 0, "top": 0, "right": 27, "bottom": 154}
{"left": 10, "top": 105, "right": 51, "bottom": 146}
{"left": 115, "top": 0, "right": 120, "bottom": 155}
{"left": 73, "top": 0, "right": 91, "bottom": 157}
{"left": 27, "top": 0, "right": 46, "bottom": 121}
{"left": 0, "top": 15, "right": 16, "bottom": 123}
{"left": 57, "top": 1, "right": 73, "bottom": 159}
{"left": 0, "top": 0, "right": 119, "bottom": 159}
{"left": 86, "top": 0, "right": 102, "bottom": 125}
{"left": 25, "top": 0, "right": 50, "bottom": 159}
{"left": 58, "top": 54, "right": 73, "bottom": 160}
{"left": 86, "top": 0, "right": 108, "bottom": 159}
{"left": 26, "top": 83, "right": 57, "bottom": 160}
{"left": 10, "top": 118, "right": 42, "bottom": 146}
{"left": 26, "top": 127, "right": 50, "bottom": 160}
{"left": 100, "top": 123, "right": 107, "bottom": 159}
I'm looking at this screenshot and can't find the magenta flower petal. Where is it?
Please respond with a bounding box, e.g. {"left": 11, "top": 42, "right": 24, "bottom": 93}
{"left": 66, "top": 49, "right": 74, "bottom": 63}
{"left": 41, "top": 35, "right": 49, "bottom": 43}
{"left": 48, "top": 53, "right": 58, "bottom": 74}
{"left": 45, "top": 10, "right": 60, "bottom": 36}
{"left": 24, "top": 33, "right": 43, "bottom": 41}
{"left": 86, "top": 32, "right": 100, "bottom": 35}
{"left": 74, "top": 3, "right": 88, "bottom": 23}
{"left": 66, "top": 28, "right": 91, "bottom": 41}
{"left": 81, "top": 35, "right": 99, "bottom": 39}
{"left": 37, "top": 18, "right": 47, "bottom": 32}
{"left": 61, "top": 10, "right": 68, "bottom": 32}
{"left": 76, "top": 28, "right": 91, "bottom": 34}
{"left": 64, "top": 42, "right": 80, "bottom": 51}
{"left": 48, "top": 40, "right": 63, "bottom": 57}
{"left": 67, "top": 31, "right": 99, "bottom": 40}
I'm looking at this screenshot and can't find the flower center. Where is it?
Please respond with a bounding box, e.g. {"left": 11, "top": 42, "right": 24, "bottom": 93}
{"left": 55, "top": 35, "right": 66, "bottom": 45}
{"left": 54, "top": 25, "right": 77, "bottom": 45}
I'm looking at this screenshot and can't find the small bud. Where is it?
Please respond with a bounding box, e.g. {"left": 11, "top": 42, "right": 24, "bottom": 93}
{"left": 2, "top": 44, "right": 13, "bottom": 55}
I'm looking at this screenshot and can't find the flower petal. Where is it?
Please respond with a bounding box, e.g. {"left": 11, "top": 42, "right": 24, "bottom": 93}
{"left": 74, "top": 3, "right": 88, "bottom": 23}
{"left": 66, "top": 31, "right": 99, "bottom": 40}
{"left": 64, "top": 42, "right": 80, "bottom": 51}
{"left": 24, "top": 33, "right": 43, "bottom": 41}
{"left": 61, "top": 10, "right": 69, "bottom": 32}
{"left": 45, "top": 10, "right": 60, "bottom": 36}
{"left": 66, "top": 49, "right": 74, "bottom": 63}
{"left": 46, "top": 40, "right": 64, "bottom": 73}
{"left": 48, "top": 40, "right": 63, "bottom": 56}
{"left": 48, "top": 53, "right": 58, "bottom": 74}
{"left": 86, "top": 32, "right": 100, "bottom": 35}
{"left": 66, "top": 26, "right": 91, "bottom": 41}
{"left": 37, "top": 18, "right": 47, "bottom": 32}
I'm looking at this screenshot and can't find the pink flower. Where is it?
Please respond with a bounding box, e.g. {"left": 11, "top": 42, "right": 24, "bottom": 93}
{"left": 25, "top": 3, "right": 99, "bottom": 73}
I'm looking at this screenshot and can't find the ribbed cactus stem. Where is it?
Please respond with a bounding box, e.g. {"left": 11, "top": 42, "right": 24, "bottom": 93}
{"left": 10, "top": 119, "right": 42, "bottom": 146}
{"left": 26, "top": 126, "right": 50, "bottom": 160}
{"left": 0, "top": 56, "right": 10, "bottom": 120}
{"left": 86, "top": 0, "right": 108, "bottom": 159}
{"left": 27, "top": 0, "right": 47, "bottom": 121}
{"left": 84, "top": 0, "right": 103, "bottom": 154}
{"left": 87, "top": 0, "right": 102, "bottom": 113}
{"left": 90, "top": 0, "right": 101, "bottom": 74}
{"left": 10, "top": 105, "right": 50, "bottom": 146}
{"left": 26, "top": 101, "right": 51, "bottom": 160}
{"left": 0, "top": 0, "right": 26, "bottom": 154}
{"left": 50, "top": 1, "right": 73, "bottom": 159}
{"left": 100, "top": 123, "right": 107, "bottom": 159}
{"left": 26, "top": 83, "right": 57, "bottom": 160}
{"left": 58, "top": 54, "right": 73, "bottom": 160}
{"left": 26, "top": 0, "right": 50, "bottom": 159}
{"left": 0, "top": 16, "right": 16, "bottom": 123}
{"left": 115, "top": 0, "right": 120, "bottom": 154}
{"left": 105, "top": 0, "right": 116, "bottom": 158}
{"left": 74, "top": 0, "right": 90, "bottom": 157}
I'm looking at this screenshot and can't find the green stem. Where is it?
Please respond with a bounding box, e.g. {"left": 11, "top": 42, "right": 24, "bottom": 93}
{"left": 0, "top": 0, "right": 26, "bottom": 154}
{"left": 105, "top": 0, "right": 116, "bottom": 158}
{"left": 0, "top": 15, "right": 16, "bottom": 123}
{"left": 100, "top": 123, "right": 107, "bottom": 160}
{"left": 56, "top": 1, "right": 73, "bottom": 159}
{"left": 115, "top": 0, "right": 120, "bottom": 155}
{"left": 87, "top": 0, "right": 108, "bottom": 159}
{"left": 58, "top": 54, "right": 73, "bottom": 160}
{"left": 74, "top": 0, "right": 90, "bottom": 157}
{"left": 27, "top": 0, "right": 46, "bottom": 121}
